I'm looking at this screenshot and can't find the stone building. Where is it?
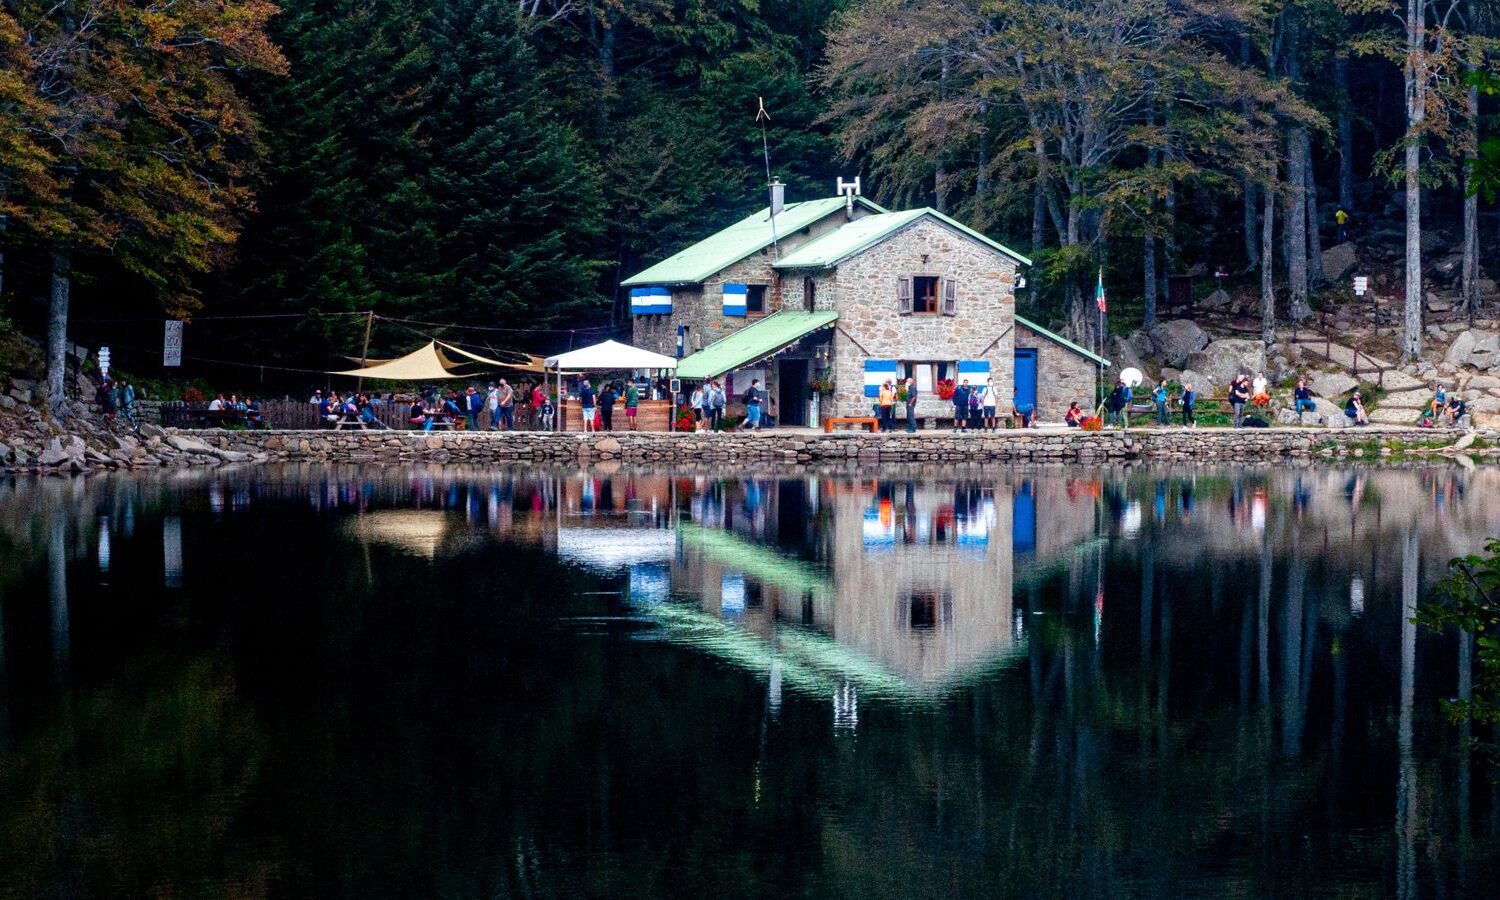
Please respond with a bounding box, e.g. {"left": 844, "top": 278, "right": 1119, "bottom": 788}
{"left": 625, "top": 191, "right": 1108, "bottom": 426}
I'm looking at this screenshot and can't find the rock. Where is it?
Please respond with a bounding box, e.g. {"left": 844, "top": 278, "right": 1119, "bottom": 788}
{"left": 1148, "top": 320, "right": 1210, "bottom": 367}
{"left": 594, "top": 436, "right": 622, "bottom": 453}
{"left": 1453, "top": 432, "right": 1477, "bottom": 450}
{"left": 166, "top": 434, "right": 213, "bottom": 454}
{"left": 8, "top": 387, "right": 31, "bottom": 404}
{"left": 1322, "top": 242, "right": 1358, "bottom": 282}
{"left": 1184, "top": 339, "right": 1266, "bottom": 388}
{"left": 1178, "top": 369, "right": 1210, "bottom": 390}
{"left": 0, "top": 442, "right": 9, "bottom": 463}
{"left": 1368, "top": 407, "right": 1418, "bottom": 425}
{"left": 1381, "top": 389, "right": 1432, "bottom": 410}
{"left": 1427, "top": 324, "right": 1448, "bottom": 342}
{"left": 1200, "top": 289, "right": 1233, "bottom": 311}
{"left": 1478, "top": 278, "right": 1498, "bottom": 295}
{"left": 1446, "top": 330, "right": 1477, "bottom": 366}
{"left": 1276, "top": 408, "right": 1300, "bottom": 425}
{"left": 1308, "top": 371, "right": 1357, "bottom": 399}
{"left": 1466, "top": 375, "right": 1500, "bottom": 390}
{"left": 1428, "top": 296, "right": 1454, "bottom": 313}
{"left": 38, "top": 445, "right": 71, "bottom": 467}
{"left": 1432, "top": 254, "right": 1463, "bottom": 279}
{"left": 1420, "top": 230, "right": 1448, "bottom": 254}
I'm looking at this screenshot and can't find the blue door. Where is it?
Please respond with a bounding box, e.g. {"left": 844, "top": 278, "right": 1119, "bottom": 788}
{"left": 1014, "top": 348, "right": 1038, "bottom": 412}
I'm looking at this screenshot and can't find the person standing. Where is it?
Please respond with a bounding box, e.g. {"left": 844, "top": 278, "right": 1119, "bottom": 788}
{"left": 689, "top": 383, "right": 705, "bottom": 431}
{"left": 578, "top": 380, "right": 597, "bottom": 433}
{"left": 904, "top": 377, "right": 919, "bottom": 433}
{"left": 1335, "top": 207, "right": 1349, "bottom": 243}
{"left": 744, "top": 379, "right": 764, "bottom": 430}
{"left": 598, "top": 382, "right": 618, "bottom": 431}
{"left": 119, "top": 378, "right": 137, "bottom": 429}
{"left": 980, "top": 379, "right": 997, "bottom": 430}
{"left": 1105, "top": 381, "right": 1127, "bottom": 429}
{"left": 710, "top": 380, "right": 726, "bottom": 430}
{"left": 624, "top": 380, "right": 640, "bottom": 430}
{"left": 877, "top": 380, "right": 895, "bottom": 432}
{"left": 1152, "top": 379, "right": 1169, "bottom": 426}
{"left": 1229, "top": 376, "right": 1249, "bottom": 427}
{"left": 464, "top": 386, "right": 481, "bottom": 430}
{"left": 497, "top": 380, "right": 515, "bottom": 431}
{"left": 952, "top": 380, "right": 971, "bottom": 432}
{"left": 485, "top": 383, "right": 500, "bottom": 429}
{"left": 1180, "top": 382, "right": 1196, "bottom": 428}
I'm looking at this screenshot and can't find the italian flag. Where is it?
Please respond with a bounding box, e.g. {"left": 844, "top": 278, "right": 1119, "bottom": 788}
{"left": 1095, "top": 268, "right": 1107, "bottom": 313}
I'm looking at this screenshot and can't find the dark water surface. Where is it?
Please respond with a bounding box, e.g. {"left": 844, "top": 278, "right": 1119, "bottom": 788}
{"left": 0, "top": 464, "right": 1498, "bottom": 898}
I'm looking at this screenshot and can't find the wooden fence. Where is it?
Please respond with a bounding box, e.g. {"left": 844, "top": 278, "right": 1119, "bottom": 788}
{"left": 160, "top": 400, "right": 543, "bottom": 431}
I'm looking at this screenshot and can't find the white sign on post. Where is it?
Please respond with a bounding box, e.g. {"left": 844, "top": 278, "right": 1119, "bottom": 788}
{"left": 1353, "top": 276, "right": 1368, "bottom": 297}
{"left": 97, "top": 346, "right": 110, "bottom": 378}
{"left": 163, "top": 320, "right": 183, "bottom": 367}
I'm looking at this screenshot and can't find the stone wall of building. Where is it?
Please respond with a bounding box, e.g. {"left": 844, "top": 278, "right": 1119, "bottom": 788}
{"left": 632, "top": 206, "right": 870, "bottom": 359}
{"left": 786, "top": 217, "right": 1018, "bottom": 419}
{"left": 191, "top": 425, "right": 1474, "bottom": 468}
{"left": 1015, "top": 323, "right": 1101, "bottom": 422}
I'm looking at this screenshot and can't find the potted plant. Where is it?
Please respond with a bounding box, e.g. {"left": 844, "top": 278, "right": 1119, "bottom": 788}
{"left": 808, "top": 373, "right": 835, "bottom": 397}
{"left": 936, "top": 378, "right": 956, "bottom": 400}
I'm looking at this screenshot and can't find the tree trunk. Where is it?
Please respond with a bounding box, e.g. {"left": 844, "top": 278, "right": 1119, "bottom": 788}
{"left": 1243, "top": 179, "right": 1259, "bottom": 271}
{"left": 1285, "top": 129, "right": 1313, "bottom": 321}
{"left": 1335, "top": 51, "right": 1355, "bottom": 215}
{"left": 1161, "top": 180, "right": 1175, "bottom": 302}
{"left": 47, "top": 252, "right": 70, "bottom": 417}
{"left": 1304, "top": 143, "right": 1324, "bottom": 291}
{"left": 1463, "top": 46, "right": 1480, "bottom": 322}
{"left": 1144, "top": 235, "right": 1158, "bottom": 331}
{"left": 0, "top": 214, "right": 6, "bottom": 304}
{"left": 1031, "top": 181, "right": 1044, "bottom": 306}
{"left": 1262, "top": 184, "right": 1276, "bottom": 345}
{"left": 1402, "top": 0, "right": 1425, "bottom": 362}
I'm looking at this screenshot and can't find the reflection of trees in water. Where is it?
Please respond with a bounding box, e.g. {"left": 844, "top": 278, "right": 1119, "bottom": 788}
{"left": 0, "top": 658, "right": 269, "bottom": 897}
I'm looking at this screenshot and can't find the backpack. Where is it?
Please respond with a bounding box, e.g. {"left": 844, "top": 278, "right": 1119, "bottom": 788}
{"left": 1243, "top": 416, "right": 1269, "bottom": 428}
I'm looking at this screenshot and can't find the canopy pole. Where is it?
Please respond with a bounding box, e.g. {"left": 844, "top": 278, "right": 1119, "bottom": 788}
{"left": 356, "top": 310, "right": 374, "bottom": 394}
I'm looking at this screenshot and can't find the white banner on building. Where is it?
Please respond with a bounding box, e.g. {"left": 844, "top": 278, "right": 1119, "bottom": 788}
{"left": 163, "top": 320, "right": 184, "bottom": 367}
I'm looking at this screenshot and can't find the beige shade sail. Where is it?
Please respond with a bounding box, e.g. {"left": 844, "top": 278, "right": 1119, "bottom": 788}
{"left": 331, "top": 340, "right": 545, "bottom": 380}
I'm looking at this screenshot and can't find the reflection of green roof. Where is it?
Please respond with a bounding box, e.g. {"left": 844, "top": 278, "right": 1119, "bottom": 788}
{"left": 621, "top": 196, "right": 887, "bottom": 287}
{"left": 680, "top": 522, "right": 833, "bottom": 601}
{"left": 1016, "top": 314, "right": 1112, "bottom": 367}
{"left": 675, "top": 311, "right": 838, "bottom": 380}
{"left": 773, "top": 208, "right": 1032, "bottom": 269}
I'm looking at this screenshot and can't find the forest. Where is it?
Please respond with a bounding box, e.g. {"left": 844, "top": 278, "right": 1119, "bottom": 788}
{"left": 1, "top": 0, "right": 1498, "bottom": 399}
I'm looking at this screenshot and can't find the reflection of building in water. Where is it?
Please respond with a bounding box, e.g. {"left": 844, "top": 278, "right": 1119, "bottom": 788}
{"left": 663, "top": 476, "right": 1099, "bottom": 695}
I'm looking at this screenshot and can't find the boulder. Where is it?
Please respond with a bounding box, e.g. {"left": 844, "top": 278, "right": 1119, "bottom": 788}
{"left": 1275, "top": 408, "right": 1300, "bottom": 425}
{"left": 1184, "top": 339, "right": 1266, "bottom": 388}
{"left": 1148, "top": 319, "right": 1210, "bottom": 367}
{"left": 38, "top": 445, "right": 70, "bottom": 467}
{"left": 166, "top": 434, "right": 214, "bottom": 454}
{"left": 1200, "top": 289, "right": 1233, "bottom": 311}
{"left": 1178, "top": 369, "right": 1210, "bottom": 390}
{"left": 1308, "top": 371, "right": 1357, "bottom": 399}
{"left": 1432, "top": 254, "right": 1463, "bottom": 280}
{"left": 1478, "top": 278, "right": 1498, "bottom": 296}
{"left": 1446, "top": 330, "right": 1477, "bottom": 366}
{"left": 1428, "top": 296, "right": 1454, "bottom": 313}
{"left": 1322, "top": 242, "right": 1359, "bottom": 282}
{"left": 1453, "top": 432, "right": 1477, "bottom": 451}
{"left": 1465, "top": 374, "right": 1500, "bottom": 391}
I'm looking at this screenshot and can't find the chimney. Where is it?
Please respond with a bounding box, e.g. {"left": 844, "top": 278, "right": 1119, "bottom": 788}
{"left": 769, "top": 180, "right": 785, "bottom": 217}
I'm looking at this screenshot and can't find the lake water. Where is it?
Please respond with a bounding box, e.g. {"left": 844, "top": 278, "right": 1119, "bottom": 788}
{"left": 0, "top": 464, "right": 1497, "bottom": 897}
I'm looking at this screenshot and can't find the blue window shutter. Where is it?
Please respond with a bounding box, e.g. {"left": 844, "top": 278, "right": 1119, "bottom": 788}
{"left": 630, "top": 287, "right": 672, "bottom": 315}
{"left": 722, "top": 283, "right": 748, "bottom": 317}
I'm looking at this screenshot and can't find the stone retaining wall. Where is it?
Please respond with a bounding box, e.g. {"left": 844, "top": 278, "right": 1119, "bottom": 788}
{"left": 196, "top": 426, "right": 1472, "bottom": 466}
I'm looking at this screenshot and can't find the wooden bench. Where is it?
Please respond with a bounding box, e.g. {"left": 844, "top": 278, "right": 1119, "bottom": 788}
{"left": 824, "top": 416, "right": 880, "bottom": 433}
{"left": 331, "top": 414, "right": 374, "bottom": 430}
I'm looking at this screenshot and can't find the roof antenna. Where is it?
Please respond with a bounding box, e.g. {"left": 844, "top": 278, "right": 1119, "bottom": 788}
{"left": 757, "top": 97, "right": 781, "bottom": 259}
{"left": 837, "top": 176, "right": 861, "bottom": 220}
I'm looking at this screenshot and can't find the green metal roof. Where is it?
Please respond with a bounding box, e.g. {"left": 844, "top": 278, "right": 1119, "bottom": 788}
{"left": 621, "top": 196, "right": 887, "bottom": 287}
{"left": 676, "top": 310, "right": 838, "bottom": 380}
{"left": 1015, "top": 314, "right": 1112, "bottom": 367}
{"left": 772, "top": 207, "right": 1032, "bottom": 270}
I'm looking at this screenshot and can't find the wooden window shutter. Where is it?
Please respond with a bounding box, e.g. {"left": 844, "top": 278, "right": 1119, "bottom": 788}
{"left": 942, "top": 278, "right": 957, "bottom": 316}
{"left": 898, "top": 277, "right": 913, "bottom": 315}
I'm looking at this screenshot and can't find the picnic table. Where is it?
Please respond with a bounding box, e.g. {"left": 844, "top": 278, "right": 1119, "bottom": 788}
{"left": 196, "top": 408, "right": 263, "bottom": 429}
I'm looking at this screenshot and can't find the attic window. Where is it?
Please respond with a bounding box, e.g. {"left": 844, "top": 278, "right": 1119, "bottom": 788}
{"left": 913, "top": 276, "right": 940, "bottom": 314}
{"left": 746, "top": 285, "right": 767, "bottom": 316}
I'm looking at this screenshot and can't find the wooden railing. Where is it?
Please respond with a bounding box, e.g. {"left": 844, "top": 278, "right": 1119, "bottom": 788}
{"left": 161, "top": 399, "right": 541, "bottom": 430}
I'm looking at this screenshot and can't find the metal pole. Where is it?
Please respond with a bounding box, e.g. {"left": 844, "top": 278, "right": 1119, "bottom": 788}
{"left": 356, "top": 310, "right": 374, "bottom": 395}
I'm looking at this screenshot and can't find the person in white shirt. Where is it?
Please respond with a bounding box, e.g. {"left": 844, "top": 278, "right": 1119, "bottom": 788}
{"left": 980, "top": 379, "right": 997, "bottom": 431}
{"left": 1251, "top": 371, "right": 1268, "bottom": 399}
{"left": 485, "top": 383, "right": 500, "bottom": 430}
{"left": 207, "top": 394, "right": 225, "bottom": 411}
